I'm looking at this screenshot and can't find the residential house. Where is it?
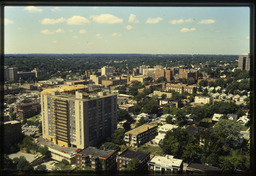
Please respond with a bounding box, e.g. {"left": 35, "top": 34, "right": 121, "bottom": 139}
{"left": 237, "top": 115, "right": 249, "bottom": 126}
{"left": 212, "top": 113, "right": 224, "bottom": 122}
{"left": 185, "top": 163, "right": 222, "bottom": 174}
{"left": 154, "top": 124, "right": 178, "bottom": 144}
{"left": 194, "top": 96, "right": 213, "bottom": 104}
{"left": 148, "top": 155, "right": 183, "bottom": 174}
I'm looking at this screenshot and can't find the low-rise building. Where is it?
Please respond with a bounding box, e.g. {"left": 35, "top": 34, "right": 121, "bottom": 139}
{"left": 185, "top": 163, "right": 222, "bottom": 174}
{"left": 194, "top": 96, "right": 213, "bottom": 104}
{"left": 124, "top": 124, "right": 158, "bottom": 148}
{"left": 153, "top": 91, "right": 172, "bottom": 99}
{"left": 154, "top": 124, "right": 178, "bottom": 144}
{"left": 116, "top": 149, "right": 150, "bottom": 171}
{"left": 75, "top": 146, "right": 117, "bottom": 171}
{"left": 237, "top": 115, "right": 249, "bottom": 126}
{"left": 14, "top": 102, "right": 41, "bottom": 120}
{"left": 212, "top": 113, "right": 224, "bottom": 122}
{"left": 148, "top": 155, "right": 183, "bottom": 174}
{"left": 164, "top": 83, "right": 196, "bottom": 94}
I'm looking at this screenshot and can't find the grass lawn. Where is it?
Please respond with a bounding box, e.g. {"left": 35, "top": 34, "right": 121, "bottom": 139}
{"left": 138, "top": 144, "right": 164, "bottom": 156}
{"left": 27, "top": 115, "right": 40, "bottom": 122}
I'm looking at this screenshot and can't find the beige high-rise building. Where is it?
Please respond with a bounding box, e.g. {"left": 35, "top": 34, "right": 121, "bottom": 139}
{"left": 238, "top": 54, "right": 250, "bottom": 71}
{"left": 41, "top": 85, "right": 117, "bottom": 149}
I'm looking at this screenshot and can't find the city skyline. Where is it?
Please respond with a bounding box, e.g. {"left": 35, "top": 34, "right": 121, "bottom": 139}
{"left": 5, "top": 6, "right": 249, "bottom": 55}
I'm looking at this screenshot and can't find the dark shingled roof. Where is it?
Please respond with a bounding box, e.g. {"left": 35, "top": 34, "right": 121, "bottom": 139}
{"left": 187, "top": 163, "right": 222, "bottom": 172}
{"left": 118, "top": 149, "right": 149, "bottom": 161}
{"left": 78, "top": 146, "right": 115, "bottom": 159}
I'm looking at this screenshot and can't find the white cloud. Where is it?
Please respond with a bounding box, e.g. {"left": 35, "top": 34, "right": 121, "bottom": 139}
{"left": 66, "top": 16, "right": 90, "bottom": 25}
{"left": 41, "top": 17, "right": 65, "bottom": 24}
{"left": 51, "top": 7, "right": 60, "bottom": 12}
{"left": 169, "top": 18, "right": 194, "bottom": 24}
{"left": 40, "top": 29, "right": 54, "bottom": 35}
{"left": 128, "top": 14, "right": 139, "bottom": 23}
{"left": 79, "top": 29, "right": 87, "bottom": 34}
{"left": 90, "top": 14, "right": 123, "bottom": 24}
{"left": 24, "top": 6, "right": 43, "bottom": 13}
{"left": 180, "top": 27, "right": 196, "bottom": 32}
{"left": 112, "top": 32, "right": 122, "bottom": 37}
{"left": 73, "top": 35, "right": 78, "bottom": 39}
{"left": 55, "top": 29, "right": 64, "bottom": 33}
{"left": 5, "top": 18, "right": 14, "bottom": 25}
{"left": 198, "top": 19, "right": 216, "bottom": 24}
{"left": 126, "top": 25, "right": 133, "bottom": 30}
{"left": 96, "top": 34, "right": 102, "bottom": 39}
{"left": 146, "top": 17, "right": 163, "bottom": 24}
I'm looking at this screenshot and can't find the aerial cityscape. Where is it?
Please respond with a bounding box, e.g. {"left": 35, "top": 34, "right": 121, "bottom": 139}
{"left": 2, "top": 5, "right": 252, "bottom": 174}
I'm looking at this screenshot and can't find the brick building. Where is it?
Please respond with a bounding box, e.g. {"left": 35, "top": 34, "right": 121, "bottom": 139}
{"left": 179, "top": 69, "right": 198, "bottom": 81}
{"left": 116, "top": 149, "right": 150, "bottom": 171}
{"left": 14, "top": 102, "right": 41, "bottom": 120}
{"left": 75, "top": 146, "right": 118, "bottom": 171}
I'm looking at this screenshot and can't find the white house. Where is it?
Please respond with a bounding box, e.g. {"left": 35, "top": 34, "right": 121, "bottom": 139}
{"left": 148, "top": 155, "right": 183, "bottom": 173}
{"left": 154, "top": 124, "right": 178, "bottom": 144}
{"left": 211, "top": 93, "right": 220, "bottom": 99}
{"left": 233, "top": 94, "right": 240, "bottom": 102}
{"left": 212, "top": 113, "right": 224, "bottom": 122}
{"left": 194, "top": 96, "right": 213, "bottom": 104}
{"left": 227, "top": 114, "right": 238, "bottom": 120}
{"left": 134, "top": 113, "right": 149, "bottom": 121}
{"left": 237, "top": 115, "right": 249, "bottom": 126}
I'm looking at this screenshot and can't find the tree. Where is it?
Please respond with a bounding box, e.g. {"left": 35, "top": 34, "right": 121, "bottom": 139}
{"left": 112, "top": 128, "right": 125, "bottom": 145}
{"left": 166, "top": 115, "right": 174, "bottom": 124}
{"left": 100, "top": 142, "right": 120, "bottom": 151}
{"left": 35, "top": 165, "right": 47, "bottom": 171}
{"left": 54, "top": 159, "right": 71, "bottom": 170}
{"left": 131, "top": 104, "right": 142, "bottom": 115}
{"left": 16, "top": 156, "right": 34, "bottom": 171}
{"left": 160, "top": 127, "right": 190, "bottom": 158}
{"left": 213, "top": 119, "right": 243, "bottom": 148}
{"left": 142, "top": 99, "right": 159, "bottom": 114}
{"left": 117, "top": 109, "right": 131, "bottom": 121}
{"left": 136, "top": 117, "right": 146, "bottom": 127}
{"left": 161, "top": 94, "right": 167, "bottom": 99}
{"left": 126, "top": 158, "right": 140, "bottom": 171}
{"left": 187, "top": 77, "right": 196, "bottom": 85}
{"left": 9, "top": 112, "right": 17, "bottom": 121}
{"left": 156, "top": 76, "right": 167, "bottom": 83}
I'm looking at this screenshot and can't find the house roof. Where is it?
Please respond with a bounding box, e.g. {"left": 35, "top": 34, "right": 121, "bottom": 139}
{"left": 149, "top": 155, "right": 183, "bottom": 168}
{"left": 187, "top": 163, "right": 222, "bottom": 172}
{"left": 118, "top": 149, "right": 149, "bottom": 161}
{"left": 78, "top": 146, "right": 115, "bottom": 159}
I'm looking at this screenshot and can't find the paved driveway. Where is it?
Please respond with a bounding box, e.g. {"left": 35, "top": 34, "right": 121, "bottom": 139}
{"left": 9, "top": 151, "right": 35, "bottom": 163}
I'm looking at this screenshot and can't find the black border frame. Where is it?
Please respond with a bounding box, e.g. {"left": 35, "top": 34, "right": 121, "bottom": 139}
{"left": 0, "top": 0, "right": 255, "bottom": 175}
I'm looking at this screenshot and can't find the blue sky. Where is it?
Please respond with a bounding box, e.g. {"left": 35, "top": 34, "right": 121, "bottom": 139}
{"left": 5, "top": 6, "right": 249, "bottom": 54}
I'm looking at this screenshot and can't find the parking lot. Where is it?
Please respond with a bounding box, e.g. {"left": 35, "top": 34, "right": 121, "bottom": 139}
{"left": 9, "top": 151, "right": 36, "bottom": 163}
{"left": 22, "top": 124, "right": 39, "bottom": 136}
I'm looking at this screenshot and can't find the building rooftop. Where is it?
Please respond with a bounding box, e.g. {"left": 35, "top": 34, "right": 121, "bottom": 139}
{"left": 118, "top": 149, "right": 149, "bottom": 161}
{"left": 149, "top": 155, "right": 183, "bottom": 168}
{"left": 4, "top": 120, "right": 21, "bottom": 125}
{"left": 187, "top": 163, "right": 222, "bottom": 172}
{"left": 41, "top": 84, "right": 88, "bottom": 95}
{"left": 78, "top": 146, "right": 115, "bottom": 159}
{"left": 125, "top": 124, "right": 156, "bottom": 136}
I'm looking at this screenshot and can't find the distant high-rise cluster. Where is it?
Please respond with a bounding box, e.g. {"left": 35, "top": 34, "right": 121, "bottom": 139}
{"left": 238, "top": 54, "right": 250, "bottom": 71}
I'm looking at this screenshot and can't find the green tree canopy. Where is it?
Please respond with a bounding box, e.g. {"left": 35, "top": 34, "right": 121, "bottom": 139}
{"left": 213, "top": 119, "right": 243, "bottom": 148}
{"left": 126, "top": 158, "right": 140, "bottom": 171}
{"left": 112, "top": 128, "right": 125, "bottom": 145}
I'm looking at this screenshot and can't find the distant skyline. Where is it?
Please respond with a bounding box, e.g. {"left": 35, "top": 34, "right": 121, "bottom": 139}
{"left": 5, "top": 6, "right": 250, "bottom": 55}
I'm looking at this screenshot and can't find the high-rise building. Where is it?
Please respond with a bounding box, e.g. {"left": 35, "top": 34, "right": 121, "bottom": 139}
{"left": 238, "top": 54, "right": 250, "bottom": 71}
{"left": 101, "top": 66, "right": 113, "bottom": 76}
{"left": 179, "top": 69, "right": 198, "bottom": 81}
{"left": 41, "top": 85, "right": 117, "bottom": 149}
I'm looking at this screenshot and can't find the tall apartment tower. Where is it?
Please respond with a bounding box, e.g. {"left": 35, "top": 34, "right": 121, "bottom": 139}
{"left": 238, "top": 54, "right": 250, "bottom": 71}
{"left": 41, "top": 85, "right": 117, "bottom": 149}
{"left": 101, "top": 66, "right": 113, "bottom": 76}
